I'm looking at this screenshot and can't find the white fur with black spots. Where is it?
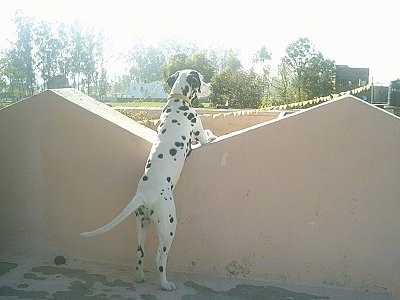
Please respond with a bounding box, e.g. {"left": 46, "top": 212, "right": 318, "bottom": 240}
{"left": 81, "top": 69, "right": 216, "bottom": 291}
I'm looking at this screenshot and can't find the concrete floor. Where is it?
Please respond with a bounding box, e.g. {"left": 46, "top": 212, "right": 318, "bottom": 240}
{"left": 0, "top": 253, "right": 393, "bottom": 300}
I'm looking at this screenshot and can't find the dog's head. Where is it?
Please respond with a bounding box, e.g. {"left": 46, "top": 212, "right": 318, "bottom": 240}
{"left": 167, "top": 69, "right": 211, "bottom": 101}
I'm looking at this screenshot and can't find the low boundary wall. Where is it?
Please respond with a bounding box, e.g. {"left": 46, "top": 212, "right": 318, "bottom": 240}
{"left": 1, "top": 89, "right": 399, "bottom": 297}
{"left": 116, "top": 107, "right": 281, "bottom": 136}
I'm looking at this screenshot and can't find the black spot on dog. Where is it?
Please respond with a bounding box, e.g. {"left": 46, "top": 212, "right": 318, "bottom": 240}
{"left": 158, "top": 153, "right": 164, "bottom": 159}
{"left": 150, "top": 210, "right": 154, "bottom": 215}
{"left": 170, "top": 232, "right": 173, "bottom": 236}
{"left": 146, "top": 163, "right": 151, "bottom": 169}
{"left": 143, "top": 175, "right": 148, "bottom": 181}
{"left": 179, "top": 105, "right": 189, "bottom": 111}
{"left": 159, "top": 266, "right": 164, "bottom": 272}
{"left": 170, "top": 217, "right": 174, "bottom": 223}
{"left": 174, "top": 98, "right": 180, "bottom": 102}
{"left": 181, "top": 135, "right": 186, "bottom": 140}
{"left": 139, "top": 259, "right": 142, "bottom": 265}
{"left": 184, "top": 112, "right": 188, "bottom": 116}
{"left": 167, "top": 72, "right": 179, "bottom": 88}
{"left": 187, "top": 71, "right": 201, "bottom": 90}
{"left": 163, "top": 246, "right": 167, "bottom": 252}
{"left": 191, "top": 117, "right": 197, "bottom": 123}
{"left": 172, "top": 119, "right": 178, "bottom": 123}
{"left": 167, "top": 177, "right": 171, "bottom": 182}
{"left": 161, "top": 128, "right": 167, "bottom": 134}
{"left": 169, "top": 148, "right": 177, "bottom": 156}
{"left": 187, "top": 113, "right": 194, "bottom": 120}
{"left": 175, "top": 142, "right": 184, "bottom": 149}
{"left": 194, "top": 131, "right": 200, "bottom": 136}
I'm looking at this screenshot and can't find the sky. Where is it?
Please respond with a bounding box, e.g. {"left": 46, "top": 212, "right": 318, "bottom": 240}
{"left": 0, "top": 0, "right": 399, "bottom": 85}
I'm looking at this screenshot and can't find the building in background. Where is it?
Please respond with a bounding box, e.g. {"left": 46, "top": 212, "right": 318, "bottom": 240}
{"left": 334, "top": 65, "right": 369, "bottom": 93}
{"left": 129, "top": 81, "right": 167, "bottom": 99}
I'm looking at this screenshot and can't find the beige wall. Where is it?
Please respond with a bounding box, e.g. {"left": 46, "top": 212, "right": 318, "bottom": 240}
{"left": 117, "top": 107, "right": 281, "bottom": 136}
{"left": 1, "top": 89, "right": 399, "bottom": 297}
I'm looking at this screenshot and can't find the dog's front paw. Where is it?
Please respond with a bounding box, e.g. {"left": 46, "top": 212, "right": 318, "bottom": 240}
{"left": 161, "top": 280, "right": 176, "bottom": 291}
{"left": 205, "top": 129, "right": 217, "bottom": 143}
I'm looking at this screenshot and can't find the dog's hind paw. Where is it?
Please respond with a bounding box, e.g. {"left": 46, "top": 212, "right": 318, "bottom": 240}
{"left": 161, "top": 281, "right": 176, "bottom": 291}
{"left": 135, "top": 274, "right": 145, "bottom": 283}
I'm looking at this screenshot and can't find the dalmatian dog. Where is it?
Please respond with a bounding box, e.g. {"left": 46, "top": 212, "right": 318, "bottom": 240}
{"left": 81, "top": 69, "right": 216, "bottom": 291}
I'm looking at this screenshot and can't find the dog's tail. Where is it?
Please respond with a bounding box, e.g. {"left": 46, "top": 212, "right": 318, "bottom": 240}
{"left": 80, "top": 193, "right": 145, "bottom": 238}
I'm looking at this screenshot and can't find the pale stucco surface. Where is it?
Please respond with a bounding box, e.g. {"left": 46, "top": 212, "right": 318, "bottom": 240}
{"left": 1, "top": 89, "right": 399, "bottom": 298}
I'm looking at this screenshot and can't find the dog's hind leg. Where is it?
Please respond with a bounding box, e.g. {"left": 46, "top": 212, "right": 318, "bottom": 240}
{"left": 135, "top": 209, "right": 150, "bottom": 283}
{"left": 153, "top": 198, "right": 177, "bottom": 291}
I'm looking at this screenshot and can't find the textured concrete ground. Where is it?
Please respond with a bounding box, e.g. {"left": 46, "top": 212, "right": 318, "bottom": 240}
{"left": 0, "top": 254, "right": 393, "bottom": 300}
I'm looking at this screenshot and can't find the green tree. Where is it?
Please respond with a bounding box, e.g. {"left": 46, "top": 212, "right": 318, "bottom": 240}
{"left": 82, "top": 30, "right": 104, "bottom": 96}
{"left": 161, "top": 53, "right": 191, "bottom": 80}
{"left": 283, "top": 37, "right": 316, "bottom": 101}
{"left": 210, "top": 69, "right": 263, "bottom": 109}
{"left": 128, "top": 44, "right": 166, "bottom": 83}
{"left": 253, "top": 45, "right": 272, "bottom": 66}
{"left": 111, "top": 74, "right": 131, "bottom": 97}
{"left": 0, "top": 54, "right": 26, "bottom": 100}
{"left": 12, "top": 10, "right": 35, "bottom": 97}
{"left": 68, "top": 24, "right": 84, "bottom": 90}
{"left": 67, "top": 23, "right": 104, "bottom": 95}
{"left": 221, "top": 49, "right": 242, "bottom": 72}
{"left": 268, "top": 61, "right": 296, "bottom": 106}
{"left": 283, "top": 37, "right": 335, "bottom": 101}
{"left": 187, "top": 53, "right": 215, "bottom": 82}
{"left": 161, "top": 53, "right": 215, "bottom": 83}
{"left": 253, "top": 45, "right": 272, "bottom": 100}
{"left": 57, "top": 23, "right": 72, "bottom": 86}
{"left": 34, "top": 21, "right": 63, "bottom": 90}
{"left": 302, "top": 52, "right": 335, "bottom": 99}
{"left": 97, "top": 68, "right": 109, "bottom": 99}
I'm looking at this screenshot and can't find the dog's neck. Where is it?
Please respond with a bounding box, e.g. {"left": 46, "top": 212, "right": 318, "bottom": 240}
{"left": 168, "top": 93, "right": 192, "bottom": 105}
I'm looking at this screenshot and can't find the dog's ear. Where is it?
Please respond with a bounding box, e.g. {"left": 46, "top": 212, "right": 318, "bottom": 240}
{"left": 166, "top": 71, "right": 180, "bottom": 89}
{"left": 187, "top": 71, "right": 201, "bottom": 91}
